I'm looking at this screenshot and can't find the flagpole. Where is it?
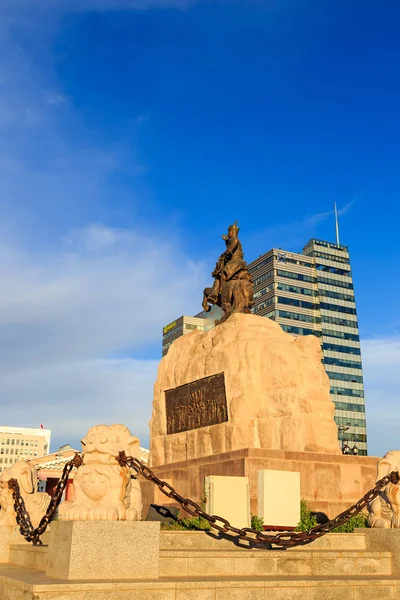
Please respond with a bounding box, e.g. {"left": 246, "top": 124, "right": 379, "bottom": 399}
{"left": 334, "top": 202, "right": 340, "bottom": 245}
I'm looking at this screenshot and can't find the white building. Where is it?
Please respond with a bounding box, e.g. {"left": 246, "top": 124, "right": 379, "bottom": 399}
{"left": 0, "top": 426, "right": 51, "bottom": 475}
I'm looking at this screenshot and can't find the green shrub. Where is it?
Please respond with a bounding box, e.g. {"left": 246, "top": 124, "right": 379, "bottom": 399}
{"left": 161, "top": 516, "right": 212, "bottom": 531}
{"left": 295, "top": 499, "right": 318, "bottom": 532}
{"left": 294, "top": 499, "right": 369, "bottom": 533}
{"left": 332, "top": 512, "right": 369, "bottom": 533}
{"left": 251, "top": 515, "right": 264, "bottom": 531}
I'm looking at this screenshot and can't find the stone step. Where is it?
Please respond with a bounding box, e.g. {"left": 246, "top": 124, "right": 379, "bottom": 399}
{"left": 160, "top": 548, "right": 391, "bottom": 578}
{"left": 1, "top": 563, "right": 400, "bottom": 600}
{"left": 8, "top": 532, "right": 376, "bottom": 577}
{"left": 160, "top": 530, "right": 367, "bottom": 551}
{"left": 9, "top": 544, "right": 47, "bottom": 571}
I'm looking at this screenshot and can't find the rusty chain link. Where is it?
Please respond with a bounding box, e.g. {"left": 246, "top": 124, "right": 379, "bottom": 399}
{"left": 118, "top": 451, "right": 400, "bottom": 549}
{"left": 8, "top": 453, "right": 82, "bottom": 545}
{"left": 6, "top": 450, "right": 399, "bottom": 549}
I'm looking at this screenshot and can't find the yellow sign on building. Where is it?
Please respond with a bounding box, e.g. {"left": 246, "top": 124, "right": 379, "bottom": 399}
{"left": 163, "top": 321, "right": 177, "bottom": 335}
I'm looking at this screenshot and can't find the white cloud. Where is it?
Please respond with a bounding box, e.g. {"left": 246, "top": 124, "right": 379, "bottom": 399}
{"left": 0, "top": 224, "right": 206, "bottom": 449}
{"left": 1, "top": 357, "right": 158, "bottom": 450}
{"left": 45, "top": 93, "right": 68, "bottom": 106}
{"left": 248, "top": 200, "right": 355, "bottom": 252}
{"left": 361, "top": 335, "right": 400, "bottom": 457}
{"left": 0, "top": 2, "right": 204, "bottom": 451}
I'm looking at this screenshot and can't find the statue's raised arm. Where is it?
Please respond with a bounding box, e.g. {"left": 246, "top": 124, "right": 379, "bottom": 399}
{"left": 202, "top": 221, "right": 253, "bottom": 324}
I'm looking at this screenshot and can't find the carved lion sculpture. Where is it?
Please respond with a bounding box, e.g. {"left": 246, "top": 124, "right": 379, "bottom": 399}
{"left": 0, "top": 461, "right": 51, "bottom": 528}
{"left": 368, "top": 450, "right": 400, "bottom": 528}
{"left": 59, "top": 424, "right": 143, "bottom": 521}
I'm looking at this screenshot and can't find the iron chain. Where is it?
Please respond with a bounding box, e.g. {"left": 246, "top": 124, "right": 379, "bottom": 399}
{"left": 8, "top": 453, "right": 82, "bottom": 545}
{"left": 7, "top": 450, "right": 399, "bottom": 549}
{"left": 118, "top": 451, "right": 400, "bottom": 549}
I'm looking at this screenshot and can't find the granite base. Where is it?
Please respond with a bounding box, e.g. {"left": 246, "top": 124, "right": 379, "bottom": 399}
{"left": 142, "top": 448, "right": 379, "bottom": 519}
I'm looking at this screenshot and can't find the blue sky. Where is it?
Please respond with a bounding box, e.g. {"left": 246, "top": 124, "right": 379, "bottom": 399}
{"left": 0, "top": 0, "right": 398, "bottom": 456}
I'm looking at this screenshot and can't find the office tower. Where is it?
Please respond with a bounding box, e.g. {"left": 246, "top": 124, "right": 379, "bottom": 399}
{"left": 250, "top": 239, "right": 366, "bottom": 455}
{"left": 162, "top": 309, "right": 219, "bottom": 356}
{"left": 161, "top": 238, "right": 367, "bottom": 455}
{"left": 0, "top": 426, "right": 51, "bottom": 474}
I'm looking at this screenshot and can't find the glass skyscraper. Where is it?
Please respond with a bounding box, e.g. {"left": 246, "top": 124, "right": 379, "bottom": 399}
{"left": 249, "top": 239, "right": 367, "bottom": 455}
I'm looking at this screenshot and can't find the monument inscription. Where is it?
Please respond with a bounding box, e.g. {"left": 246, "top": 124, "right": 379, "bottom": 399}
{"left": 165, "top": 372, "right": 228, "bottom": 435}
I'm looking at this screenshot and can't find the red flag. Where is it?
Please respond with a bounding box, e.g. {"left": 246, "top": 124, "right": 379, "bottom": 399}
{"left": 40, "top": 423, "right": 44, "bottom": 429}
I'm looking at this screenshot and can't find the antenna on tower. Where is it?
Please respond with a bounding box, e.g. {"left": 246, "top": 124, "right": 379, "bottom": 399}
{"left": 334, "top": 202, "right": 340, "bottom": 245}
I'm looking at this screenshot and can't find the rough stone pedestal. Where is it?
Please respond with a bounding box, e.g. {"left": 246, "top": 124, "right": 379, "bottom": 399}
{"left": 0, "top": 525, "right": 11, "bottom": 563}
{"left": 150, "top": 313, "right": 340, "bottom": 467}
{"left": 46, "top": 521, "right": 160, "bottom": 580}
{"left": 362, "top": 529, "right": 400, "bottom": 575}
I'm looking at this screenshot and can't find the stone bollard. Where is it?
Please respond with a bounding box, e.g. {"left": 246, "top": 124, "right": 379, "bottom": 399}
{"left": 46, "top": 520, "right": 160, "bottom": 580}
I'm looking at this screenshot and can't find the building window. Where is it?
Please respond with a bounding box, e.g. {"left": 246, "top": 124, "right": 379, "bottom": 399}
{"left": 335, "top": 416, "right": 366, "bottom": 428}
{"left": 280, "top": 324, "right": 321, "bottom": 337}
{"left": 249, "top": 256, "right": 273, "bottom": 274}
{"left": 322, "top": 329, "right": 360, "bottom": 342}
{"left": 253, "top": 270, "right": 274, "bottom": 287}
{"left": 326, "top": 371, "right": 364, "bottom": 384}
{"left": 319, "top": 289, "right": 354, "bottom": 302}
{"left": 321, "top": 315, "right": 358, "bottom": 329}
{"left": 277, "top": 310, "right": 320, "bottom": 324}
{"left": 312, "top": 251, "right": 350, "bottom": 264}
{"left": 334, "top": 401, "right": 365, "bottom": 412}
{"left": 316, "top": 265, "right": 351, "bottom": 277}
{"left": 254, "top": 297, "right": 275, "bottom": 312}
{"left": 277, "top": 296, "right": 318, "bottom": 311}
{"left": 277, "top": 283, "right": 316, "bottom": 297}
{"left": 317, "top": 276, "right": 353, "bottom": 290}
{"left": 323, "top": 342, "right": 361, "bottom": 355}
{"left": 320, "top": 302, "right": 357, "bottom": 316}
{"left": 277, "top": 269, "right": 316, "bottom": 284}
{"left": 330, "top": 386, "right": 364, "bottom": 398}
{"left": 254, "top": 283, "right": 274, "bottom": 299}
{"left": 6, "top": 439, "right": 10, "bottom": 445}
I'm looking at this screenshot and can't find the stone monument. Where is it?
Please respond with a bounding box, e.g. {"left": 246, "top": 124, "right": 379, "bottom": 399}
{"left": 150, "top": 313, "right": 340, "bottom": 465}
{"left": 146, "top": 223, "right": 380, "bottom": 517}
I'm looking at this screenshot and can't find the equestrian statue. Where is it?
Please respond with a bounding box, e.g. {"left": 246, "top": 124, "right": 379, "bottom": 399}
{"left": 202, "top": 221, "right": 253, "bottom": 324}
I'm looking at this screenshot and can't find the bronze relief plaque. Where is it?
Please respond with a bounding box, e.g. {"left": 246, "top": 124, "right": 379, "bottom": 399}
{"left": 165, "top": 372, "right": 228, "bottom": 435}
